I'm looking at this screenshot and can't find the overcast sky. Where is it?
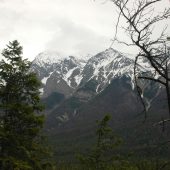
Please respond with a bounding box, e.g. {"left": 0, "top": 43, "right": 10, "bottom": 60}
{"left": 0, "top": 0, "right": 170, "bottom": 61}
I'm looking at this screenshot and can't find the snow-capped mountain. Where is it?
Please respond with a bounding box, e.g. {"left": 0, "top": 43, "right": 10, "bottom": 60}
{"left": 32, "top": 48, "right": 151, "bottom": 98}
{"left": 31, "top": 51, "right": 89, "bottom": 97}
{"left": 79, "top": 48, "right": 137, "bottom": 93}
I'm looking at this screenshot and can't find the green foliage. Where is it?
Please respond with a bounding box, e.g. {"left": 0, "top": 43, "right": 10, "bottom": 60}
{"left": 0, "top": 40, "right": 51, "bottom": 170}
{"left": 78, "top": 114, "right": 122, "bottom": 170}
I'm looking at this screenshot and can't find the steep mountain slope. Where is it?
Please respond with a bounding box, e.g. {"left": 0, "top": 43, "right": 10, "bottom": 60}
{"left": 80, "top": 49, "right": 135, "bottom": 91}
{"left": 46, "top": 76, "right": 141, "bottom": 130}
{"left": 46, "top": 77, "right": 169, "bottom": 160}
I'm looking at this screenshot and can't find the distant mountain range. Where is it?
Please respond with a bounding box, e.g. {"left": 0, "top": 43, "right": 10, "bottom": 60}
{"left": 31, "top": 48, "right": 170, "bottom": 160}
{"left": 31, "top": 48, "right": 161, "bottom": 112}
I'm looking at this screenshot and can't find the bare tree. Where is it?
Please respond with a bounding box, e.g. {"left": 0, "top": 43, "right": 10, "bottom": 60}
{"left": 109, "top": 0, "right": 170, "bottom": 118}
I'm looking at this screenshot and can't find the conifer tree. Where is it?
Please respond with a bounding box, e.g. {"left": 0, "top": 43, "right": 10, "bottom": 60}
{"left": 79, "top": 115, "right": 121, "bottom": 170}
{"left": 0, "top": 40, "right": 47, "bottom": 170}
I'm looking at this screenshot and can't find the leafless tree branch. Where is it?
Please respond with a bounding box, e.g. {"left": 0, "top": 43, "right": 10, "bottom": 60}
{"left": 110, "top": 0, "right": 170, "bottom": 116}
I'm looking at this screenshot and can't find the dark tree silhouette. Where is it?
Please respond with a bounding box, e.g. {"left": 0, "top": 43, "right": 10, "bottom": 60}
{"left": 0, "top": 40, "right": 50, "bottom": 170}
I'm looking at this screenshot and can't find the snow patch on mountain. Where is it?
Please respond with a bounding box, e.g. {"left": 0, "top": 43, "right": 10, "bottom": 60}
{"left": 34, "top": 51, "right": 67, "bottom": 67}
{"left": 39, "top": 88, "right": 44, "bottom": 95}
{"left": 74, "top": 74, "right": 83, "bottom": 86}
{"left": 63, "top": 67, "right": 78, "bottom": 87}
{"left": 42, "top": 72, "right": 53, "bottom": 85}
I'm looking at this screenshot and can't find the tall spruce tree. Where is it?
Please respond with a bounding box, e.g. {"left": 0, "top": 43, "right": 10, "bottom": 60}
{"left": 0, "top": 40, "right": 47, "bottom": 170}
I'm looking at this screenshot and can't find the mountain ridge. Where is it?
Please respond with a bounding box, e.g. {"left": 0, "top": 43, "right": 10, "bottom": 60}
{"left": 32, "top": 48, "right": 151, "bottom": 98}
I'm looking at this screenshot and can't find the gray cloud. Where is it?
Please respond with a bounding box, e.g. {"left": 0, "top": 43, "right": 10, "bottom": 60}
{"left": 0, "top": 0, "right": 169, "bottom": 60}
{"left": 46, "top": 18, "right": 110, "bottom": 56}
{"left": 0, "top": 0, "right": 115, "bottom": 60}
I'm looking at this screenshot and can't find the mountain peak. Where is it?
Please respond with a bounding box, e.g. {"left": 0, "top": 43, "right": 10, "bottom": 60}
{"left": 105, "top": 47, "right": 118, "bottom": 53}
{"left": 33, "top": 51, "right": 67, "bottom": 66}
